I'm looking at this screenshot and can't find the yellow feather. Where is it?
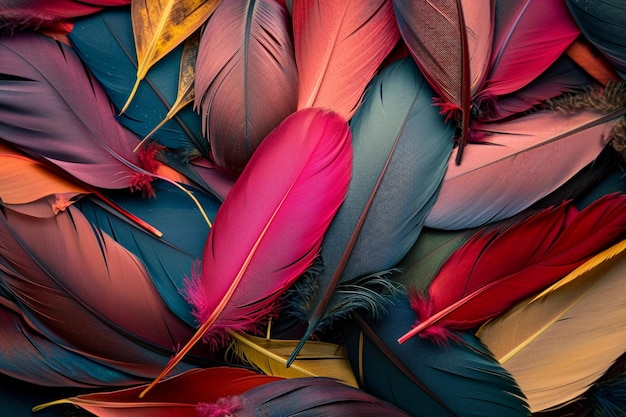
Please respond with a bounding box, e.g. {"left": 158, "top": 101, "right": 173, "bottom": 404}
{"left": 229, "top": 331, "right": 358, "bottom": 388}
{"left": 477, "top": 239, "right": 626, "bottom": 412}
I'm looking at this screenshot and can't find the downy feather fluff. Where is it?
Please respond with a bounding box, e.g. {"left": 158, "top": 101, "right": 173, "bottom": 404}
{"left": 286, "top": 57, "right": 455, "bottom": 362}
{"left": 401, "top": 193, "right": 626, "bottom": 344}
{"left": 194, "top": 0, "right": 298, "bottom": 174}
{"left": 293, "top": 0, "right": 400, "bottom": 120}
{"left": 344, "top": 295, "right": 529, "bottom": 417}
{"left": 0, "top": 31, "right": 157, "bottom": 194}
{"left": 477, "top": 238, "right": 626, "bottom": 412}
{"left": 141, "top": 108, "right": 352, "bottom": 396}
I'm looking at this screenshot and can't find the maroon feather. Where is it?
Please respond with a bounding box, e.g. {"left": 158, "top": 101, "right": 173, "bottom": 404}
{"left": 0, "top": 31, "right": 158, "bottom": 195}
{"left": 400, "top": 193, "right": 626, "bottom": 344}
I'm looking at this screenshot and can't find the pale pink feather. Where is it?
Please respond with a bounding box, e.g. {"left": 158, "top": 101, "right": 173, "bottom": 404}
{"left": 293, "top": 0, "right": 400, "bottom": 120}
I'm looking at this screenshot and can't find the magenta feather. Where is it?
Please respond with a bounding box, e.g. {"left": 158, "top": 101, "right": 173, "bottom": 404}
{"left": 0, "top": 31, "right": 157, "bottom": 194}
{"left": 194, "top": 0, "right": 298, "bottom": 174}
{"left": 140, "top": 108, "right": 352, "bottom": 396}
{"left": 293, "top": 0, "right": 400, "bottom": 120}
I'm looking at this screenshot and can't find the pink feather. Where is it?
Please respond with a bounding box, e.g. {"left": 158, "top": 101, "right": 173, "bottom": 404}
{"left": 293, "top": 0, "right": 400, "bottom": 120}
{"left": 140, "top": 107, "right": 352, "bottom": 397}
{"left": 194, "top": 0, "right": 298, "bottom": 174}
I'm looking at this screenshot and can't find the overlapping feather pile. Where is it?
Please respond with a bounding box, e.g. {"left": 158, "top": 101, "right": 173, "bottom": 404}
{"left": 1, "top": 1, "right": 626, "bottom": 416}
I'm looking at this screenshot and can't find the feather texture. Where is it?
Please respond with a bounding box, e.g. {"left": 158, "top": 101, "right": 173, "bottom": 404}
{"left": 477, "top": 239, "right": 626, "bottom": 412}
{"left": 197, "top": 377, "right": 412, "bottom": 417}
{"left": 194, "top": 0, "right": 298, "bottom": 174}
{"left": 229, "top": 331, "right": 358, "bottom": 387}
{"left": 401, "top": 193, "right": 626, "bottom": 344}
{"left": 293, "top": 0, "right": 400, "bottom": 120}
{"left": 141, "top": 108, "right": 352, "bottom": 396}
{"left": 393, "top": 0, "right": 495, "bottom": 163}
{"left": 425, "top": 105, "right": 623, "bottom": 230}
{"left": 0, "top": 31, "right": 156, "bottom": 193}
{"left": 344, "top": 296, "right": 529, "bottom": 417}
{"left": 286, "top": 57, "right": 454, "bottom": 362}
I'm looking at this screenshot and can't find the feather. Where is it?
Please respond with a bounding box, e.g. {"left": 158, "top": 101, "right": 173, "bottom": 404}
{"left": 400, "top": 193, "right": 626, "bottom": 345}
{"left": 0, "top": 204, "right": 220, "bottom": 386}
{"left": 34, "top": 367, "right": 282, "bottom": 417}
{"left": 68, "top": 8, "right": 208, "bottom": 157}
{"left": 228, "top": 331, "right": 358, "bottom": 387}
{"left": 285, "top": 57, "right": 454, "bottom": 362}
{"left": 392, "top": 0, "right": 495, "bottom": 163}
{"left": 120, "top": 0, "right": 221, "bottom": 113}
{"left": 344, "top": 295, "right": 529, "bottom": 417}
{"left": 194, "top": 0, "right": 298, "bottom": 174}
{"left": 0, "top": 31, "right": 157, "bottom": 194}
{"left": 74, "top": 180, "right": 220, "bottom": 326}
{"left": 0, "top": 0, "right": 130, "bottom": 33}
{"left": 473, "top": 0, "right": 580, "bottom": 108}
{"left": 424, "top": 105, "right": 624, "bottom": 230}
{"left": 140, "top": 107, "right": 352, "bottom": 397}
{"left": 197, "top": 377, "right": 412, "bottom": 417}
{"left": 477, "top": 239, "right": 626, "bottom": 412}
{"left": 293, "top": 0, "right": 400, "bottom": 120}
{"left": 565, "top": 35, "right": 621, "bottom": 86}
{"left": 566, "top": 0, "right": 626, "bottom": 79}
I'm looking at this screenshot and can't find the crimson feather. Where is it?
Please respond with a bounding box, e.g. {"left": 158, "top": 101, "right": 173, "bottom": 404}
{"left": 0, "top": 31, "right": 158, "bottom": 195}
{"left": 293, "top": 0, "right": 400, "bottom": 120}
{"left": 140, "top": 108, "right": 352, "bottom": 396}
{"left": 194, "top": 0, "right": 298, "bottom": 175}
{"left": 399, "top": 193, "right": 626, "bottom": 344}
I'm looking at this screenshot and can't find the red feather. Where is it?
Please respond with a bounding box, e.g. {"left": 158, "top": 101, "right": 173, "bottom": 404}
{"left": 293, "top": 0, "right": 400, "bottom": 120}
{"left": 194, "top": 0, "right": 298, "bottom": 174}
{"left": 399, "top": 193, "right": 626, "bottom": 344}
{"left": 140, "top": 107, "right": 352, "bottom": 396}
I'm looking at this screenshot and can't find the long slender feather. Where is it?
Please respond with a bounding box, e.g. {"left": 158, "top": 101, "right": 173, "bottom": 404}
{"left": 194, "top": 0, "right": 298, "bottom": 174}
{"left": 293, "top": 0, "right": 400, "bottom": 120}
{"left": 425, "top": 105, "right": 624, "bottom": 230}
{"left": 344, "top": 295, "right": 529, "bottom": 417}
{"left": 0, "top": 31, "right": 157, "bottom": 194}
{"left": 477, "top": 239, "right": 626, "bottom": 412}
{"left": 285, "top": 57, "right": 454, "bottom": 363}
{"left": 400, "top": 193, "right": 626, "bottom": 344}
{"left": 393, "top": 0, "right": 495, "bottom": 163}
{"left": 140, "top": 108, "right": 352, "bottom": 397}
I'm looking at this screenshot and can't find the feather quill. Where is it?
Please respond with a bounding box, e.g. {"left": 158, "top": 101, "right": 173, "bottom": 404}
{"left": 400, "top": 193, "right": 626, "bottom": 344}
{"left": 344, "top": 296, "right": 529, "bottom": 417}
{"left": 0, "top": 31, "right": 157, "bottom": 194}
{"left": 425, "top": 105, "right": 624, "bottom": 230}
{"left": 194, "top": 0, "right": 298, "bottom": 174}
{"left": 285, "top": 57, "right": 454, "bottom": 363}
{"left": 140, "top": 108, "right": 352, "bottom": 396}
{"left": 392, "top": 0, "right": 495, "bottom": 163}
{"left": 121, "top": 0, "right": 221, "bottom": 113}
{"left": 293, "top": 0, "right": 400, "bottom": 120}
{"left": 477, "top": 239, "right": 626, "bottom": 412}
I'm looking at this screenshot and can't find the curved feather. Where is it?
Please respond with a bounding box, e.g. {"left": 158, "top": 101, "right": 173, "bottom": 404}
{"left": 477, "top": 239, "right": 626, "bottom": 412}
{"left": 35, "top": 367, "right": 282, "bottom": 417}
{"left": 293, "top": 0, "right": 400, "bottom": 120}
{"left": 0, "top": 31, "right": 156, "bottom": 193}
{"left": 286, "top": 57, "right": 454, "bottom": 361}
{"left": 474, "top": 0, "right": 580, "bottom": 106}
{"left": 401, "top": 193, "right": 626, "bottom": 344}
{"left": 344, "top": 296, "right": 529, "bottom": 417}
{"left": 392, "top": 0, "right": 495, "bottom": 163}
{"left": 566, "top": 0, "right": 626, "bottom": 79}
{"left": 68, "top": 8, "right": 208, "bottom": 157}
{"left": 141, "top": 108, "right": 352, "bottom": 396}
{"left": 0, "top": 204, "right": 218, "bottom": 386}
{"left": 425, "top": 106, "right": 623, "bottom": 230}
{"left": 194, "top": 0, "right": 298, "bottom": 174}
{"left": 197, "top": 377, "right": 412, "bottom": 417}
{"left": 121, "top": 0, "right": 221, "bottom": 112}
